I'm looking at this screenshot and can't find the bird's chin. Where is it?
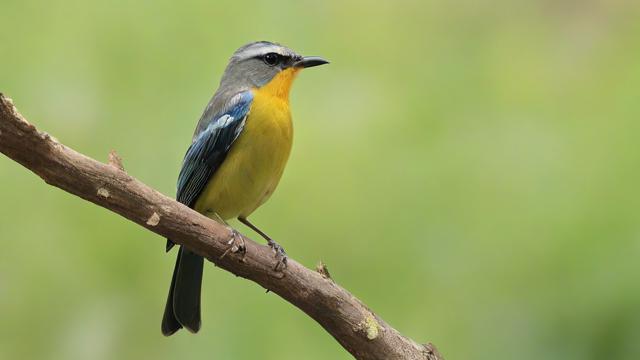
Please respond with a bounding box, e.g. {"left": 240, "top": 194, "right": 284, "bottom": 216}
{"left": 256, "top": 68, "right": 300, "bottom": 101}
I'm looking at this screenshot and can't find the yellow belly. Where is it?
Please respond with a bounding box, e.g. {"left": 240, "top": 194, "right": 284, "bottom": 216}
{"left": 194, "top": 89, "right": 293, "bottom": 220}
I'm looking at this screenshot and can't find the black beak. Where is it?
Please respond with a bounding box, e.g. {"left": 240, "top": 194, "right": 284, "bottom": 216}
{"left": 294, "top": 56, "right": 329, "bottom": 68}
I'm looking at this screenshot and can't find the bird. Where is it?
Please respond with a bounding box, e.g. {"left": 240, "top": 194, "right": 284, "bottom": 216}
{"left": 161, "top": 41, "right": 328, "bottom": 336}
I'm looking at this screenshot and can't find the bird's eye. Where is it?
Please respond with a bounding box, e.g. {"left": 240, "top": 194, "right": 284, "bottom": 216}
{"left": 263, "top": 53, "right": 279, "bottom": 66}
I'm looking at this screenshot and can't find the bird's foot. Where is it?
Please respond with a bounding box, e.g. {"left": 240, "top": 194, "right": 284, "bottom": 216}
{"left": 267, "top": 239, "right": 287, "bottom": 271}
{"left": 220, "top": 228, "right": 246, "bottom": 262}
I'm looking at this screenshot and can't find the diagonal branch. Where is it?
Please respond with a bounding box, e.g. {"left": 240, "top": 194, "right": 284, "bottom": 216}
{"left": 0, "top": 93, "right": 443, "bottom": 360}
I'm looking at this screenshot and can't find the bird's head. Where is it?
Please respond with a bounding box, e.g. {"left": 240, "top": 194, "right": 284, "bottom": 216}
{"left": 219, "top": 41, "right": 328, "bottom": 99}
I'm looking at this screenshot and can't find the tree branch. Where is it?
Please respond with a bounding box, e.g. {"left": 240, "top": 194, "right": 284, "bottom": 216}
{"left": 0, "top": 93, "right": 443, "bottom": 360}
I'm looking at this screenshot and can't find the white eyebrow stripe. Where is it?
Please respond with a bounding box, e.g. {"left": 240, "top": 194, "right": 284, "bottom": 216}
{"left": 235, "top": 45, "right": 289, "bottom": 59}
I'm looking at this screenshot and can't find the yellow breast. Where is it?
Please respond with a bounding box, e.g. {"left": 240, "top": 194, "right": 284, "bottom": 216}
{"left": 194, "top": 68, "right": 299, "bottom": 220}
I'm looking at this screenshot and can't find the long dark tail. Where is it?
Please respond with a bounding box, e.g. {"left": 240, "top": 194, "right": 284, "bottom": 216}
{"left": 161, "top": 244, "right": 204, "bottom": 336}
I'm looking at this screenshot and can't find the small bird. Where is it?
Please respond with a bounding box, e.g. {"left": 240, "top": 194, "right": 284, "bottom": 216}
{"left": 162, "top": 41, "right": 328, "bottom": 336}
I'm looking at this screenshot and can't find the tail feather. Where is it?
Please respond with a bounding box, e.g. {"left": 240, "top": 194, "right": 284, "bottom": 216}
{"left": 161, "top": 244, "right": 204, "bottom": 336}
{"left": 161, "top": 251, "right": 182, "bottom": 336}
{"left": 166, "top": 239, "right": 175, "bottom": 252}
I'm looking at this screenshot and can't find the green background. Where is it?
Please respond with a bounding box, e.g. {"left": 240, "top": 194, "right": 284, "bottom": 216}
{"left": 2, "top": 0, "right": 640, "bottom": 359}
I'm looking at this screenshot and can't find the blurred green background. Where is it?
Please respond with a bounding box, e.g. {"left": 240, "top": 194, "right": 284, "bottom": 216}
{"left": 2, "top": 0, "right": 640, "bottom": 359}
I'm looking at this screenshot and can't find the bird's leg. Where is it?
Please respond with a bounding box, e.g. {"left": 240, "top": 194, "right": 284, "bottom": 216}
{"left": 209, "top": 211, "right": 228, "bottom": 226}
{"left": 238, "top": 217, "right": 287, "bottom": 271}
{"left": 220, "top": 228, "right": 246, "bottom": 261}
{"left": 210, "top": 212, "right": 245, "bottom": 261}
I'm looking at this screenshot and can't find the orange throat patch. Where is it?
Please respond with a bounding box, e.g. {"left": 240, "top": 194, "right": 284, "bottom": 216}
{"left": 256, "top": 67, "right": 300, "bottom": 101}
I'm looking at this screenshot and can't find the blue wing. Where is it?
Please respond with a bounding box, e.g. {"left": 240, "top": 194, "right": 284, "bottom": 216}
{"left": 176, "top": 91, "right": 253, "bottom": 208}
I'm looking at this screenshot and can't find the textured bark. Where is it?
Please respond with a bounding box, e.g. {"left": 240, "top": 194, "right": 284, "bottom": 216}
{"left": 0, "top": 93, "right": 443, "bottom": 360}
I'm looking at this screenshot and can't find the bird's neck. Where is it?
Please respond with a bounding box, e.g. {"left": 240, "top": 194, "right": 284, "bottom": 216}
{"left": 254, "top": 68, "right": 300, "bottom": 102}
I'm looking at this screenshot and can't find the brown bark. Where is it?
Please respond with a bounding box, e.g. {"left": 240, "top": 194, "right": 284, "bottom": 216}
{"left": 0, "top": 94, "right": 443, "bottom": 360}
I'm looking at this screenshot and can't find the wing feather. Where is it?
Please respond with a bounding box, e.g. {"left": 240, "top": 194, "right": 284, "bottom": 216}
{"left": 175, "top": 91, "right": 253, "bottom": 208}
